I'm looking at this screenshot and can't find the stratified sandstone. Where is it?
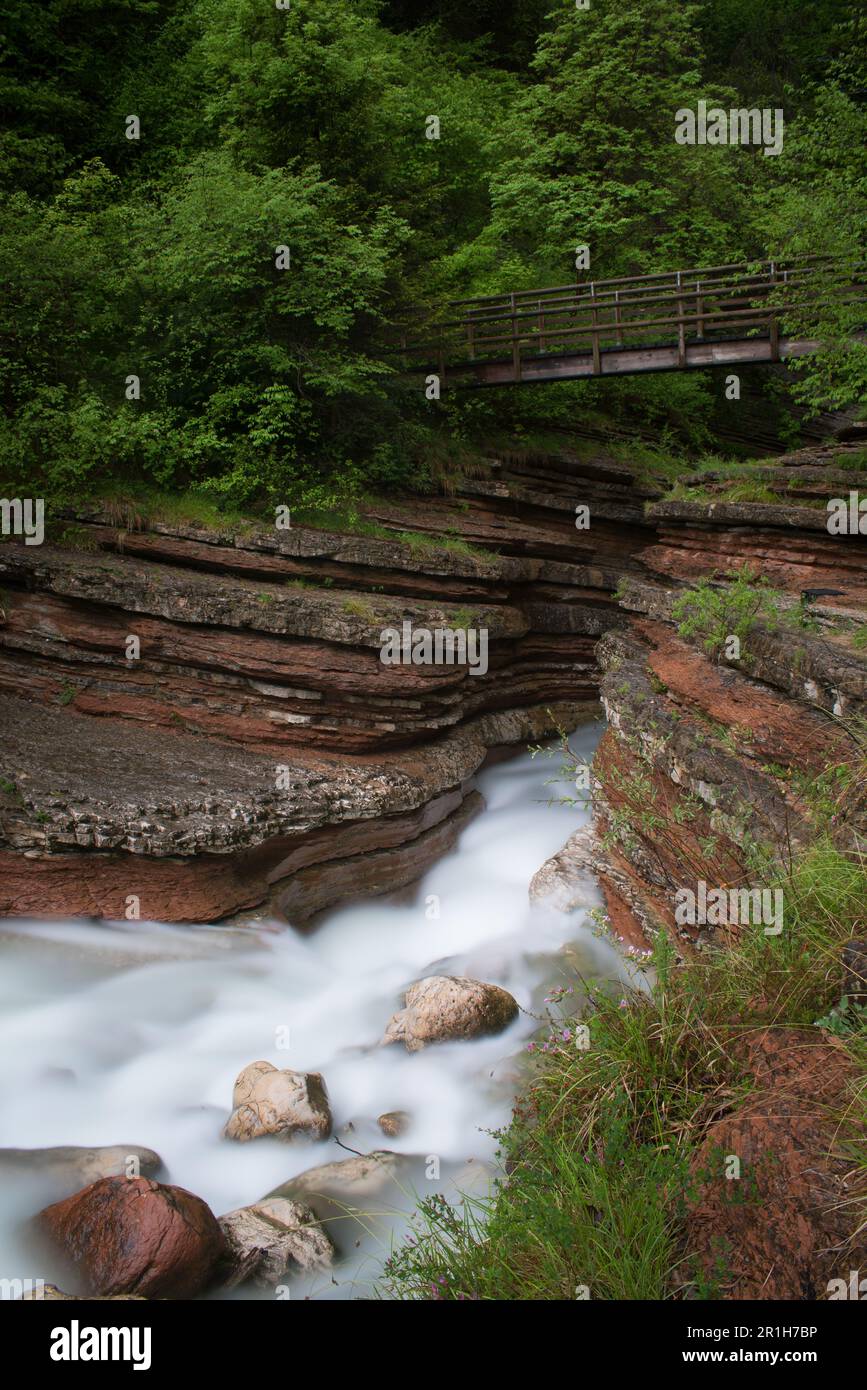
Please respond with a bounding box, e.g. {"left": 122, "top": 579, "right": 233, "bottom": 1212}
{"left": 0, "top": 446, "right": 642, "bottom": 923}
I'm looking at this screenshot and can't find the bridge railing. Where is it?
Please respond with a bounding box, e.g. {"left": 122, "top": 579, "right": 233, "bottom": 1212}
{"left": 395, "top": 255, "right": 866, "bottom": 381}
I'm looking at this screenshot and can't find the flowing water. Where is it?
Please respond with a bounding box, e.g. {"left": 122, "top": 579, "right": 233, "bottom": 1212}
{"left": 0, "top": 720, "right": 636, "bottom": 1299}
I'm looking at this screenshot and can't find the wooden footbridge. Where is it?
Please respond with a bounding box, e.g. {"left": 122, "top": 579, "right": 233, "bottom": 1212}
{"left": 396, "top": 256, "right": 865, "bottom": 387}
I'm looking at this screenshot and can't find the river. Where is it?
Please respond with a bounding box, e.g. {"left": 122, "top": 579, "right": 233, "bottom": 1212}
{"left": 0, "top": 719, "right": 634, "bottom": 1299}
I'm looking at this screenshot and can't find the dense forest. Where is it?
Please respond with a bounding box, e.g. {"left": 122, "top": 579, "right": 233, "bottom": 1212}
{"left": 1, "top": 0, "right": 865, "bottom": 512}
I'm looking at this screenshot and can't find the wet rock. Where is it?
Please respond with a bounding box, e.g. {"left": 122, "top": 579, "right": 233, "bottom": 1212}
{"left": 266, "top": 1150, "right": 406, "bottom": 1223}
{"left": 224, "top": 1061, "right": 332, "bottom": 1143}
{"left": 37, "top": 1175, "right": 226, "bottom": 1299}
{"left": 0, "top": 696, "right": 591, "bottom": 924}
{"left": 529, "top": 832, "right": 595, "bottom": 913}
{"left": 0, "top": 1144, "right": 163, "bottom": 1201}
{"left": 219, "top": 1197, "right": 334, "bottom": 1287}
{"left": 682, "top": 1030, "right": 864, "bottom": 1300}
{"left": 377, "top": 1111, "right": 411, "bottom": 1138}
{"left": 382, "top": 975, "right": 519, "bottom": 1052}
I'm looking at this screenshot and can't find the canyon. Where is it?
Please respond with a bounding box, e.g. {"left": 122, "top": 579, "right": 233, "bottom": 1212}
{"left": 2, "top": 418, "right": 867, "bottom": 1302}
{"left": 2, "top": 424, "right": 867, "bottom": 942}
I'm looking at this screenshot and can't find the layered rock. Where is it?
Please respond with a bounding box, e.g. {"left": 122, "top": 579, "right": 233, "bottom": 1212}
{"left": 0, "top": 446, "right": 647, "bottom": 923}
{"left": 534, "top": 440, "right": 867, "bottom": 947}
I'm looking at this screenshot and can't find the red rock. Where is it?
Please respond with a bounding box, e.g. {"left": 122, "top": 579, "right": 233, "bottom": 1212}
{"left": 682, "top": 1031, "right": 867, "bottom": 1299}
{"left": 37, "top": 1176, "right": 227, "bottom": 1299}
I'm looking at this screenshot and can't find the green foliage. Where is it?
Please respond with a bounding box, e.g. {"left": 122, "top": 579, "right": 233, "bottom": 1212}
{"left": 672, "top": 566, "right": 783, "bottom": 659}
{"left": 0, "top": 0, "right": 864, "bottom": 506}
{"left": 755, "top": 83, "right": 867, "bottom": 411}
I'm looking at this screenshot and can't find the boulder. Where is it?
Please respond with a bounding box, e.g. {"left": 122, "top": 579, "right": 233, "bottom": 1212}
{"left": 382, "top": 975, "right": 519, "bottom": 1052}
{"left": 37, "top": 1175, "right": 226, "bottom": 1299}
{"left": 223, "top": 1061, "right": 332, "bottom": 1143}
{"left": 219, "top": 1197, "right": 334, "bottom": 1287}
{"left": 377, "top": 1111, "right": 411, "bottom": 1138}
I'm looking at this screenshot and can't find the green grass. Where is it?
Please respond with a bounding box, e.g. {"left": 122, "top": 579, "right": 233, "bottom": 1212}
{"left": 66, "top": 481, "right": 501, "bottom": 566}
{"left": 341, "top": 597, "right": 376, "bottom": 620}
{"left": 84, "top": 482, "right": 261, "bottom": 535}
{"left": 293, "top": 505, "right": 497, "bottom": 565}
{"left": 379, "top": 838, "right": 867, "bottom": 1301}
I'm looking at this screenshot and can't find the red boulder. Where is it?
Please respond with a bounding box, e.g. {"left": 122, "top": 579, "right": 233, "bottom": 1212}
{"left": 37, "top": 1175, "right": 226, "bottom": 1299}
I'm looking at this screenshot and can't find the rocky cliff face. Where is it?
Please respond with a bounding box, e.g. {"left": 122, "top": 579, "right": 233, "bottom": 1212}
{"left": 0, "top": 448, "right": 649, "bottom": 923}
{"left": 3, "top": 436, "right": 866, "bottom": 930}
{"left": 546, "top": 433, "right": 867, "bottom": 950}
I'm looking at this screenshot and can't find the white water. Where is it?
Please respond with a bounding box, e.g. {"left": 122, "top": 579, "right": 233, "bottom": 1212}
{"left": 0, "top": 722, "right": 634, "bottom": 1299}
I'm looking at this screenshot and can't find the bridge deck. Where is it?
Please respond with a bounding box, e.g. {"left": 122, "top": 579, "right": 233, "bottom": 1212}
{"left": 448, "top": 334, "right": 822, "bottom": 387}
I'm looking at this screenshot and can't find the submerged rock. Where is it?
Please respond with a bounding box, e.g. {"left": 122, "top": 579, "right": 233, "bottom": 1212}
{"left": 266, "top": 1150, "right": 406, "bottom": 1223}
{"left": 37, "top": 1175, "right": 226, "bottom": 1299}
{"left": 382, "top": 975, "right": 519, "bottom": 1052}
{"left": 0, "top": 1143, "right": 162, "bottom": 1179}
{"left": 219, "top": 1197, "right": 334, "bottom": 1287}
{"left": 223, "top": 1060, "right": 332, "bottom": 1143}
{"left": 0, "top": 1144, "right": 163, "bottom": 1201}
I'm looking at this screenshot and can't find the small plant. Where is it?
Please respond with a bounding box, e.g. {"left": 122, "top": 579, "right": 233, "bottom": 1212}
{"left": 56, "top": 525, "right": 101, "bottom": 553}
{"left": 342, "top": 597, "right": 375, "bottom": 620}
{"left": 672, "top": 565, "right": 782, "bottom": 662}
{"left": 814, "top": 996, "right": 867, "bottom": 1038}
{"left": 449, "top": 607, "right": 477, "bottom": 631}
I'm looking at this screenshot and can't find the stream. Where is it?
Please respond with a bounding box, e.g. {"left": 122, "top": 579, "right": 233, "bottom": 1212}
{"left": 0, "top": 719, "right": 634, "bottom": 1299}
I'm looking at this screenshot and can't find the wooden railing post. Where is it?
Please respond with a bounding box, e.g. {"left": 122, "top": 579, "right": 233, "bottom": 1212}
{"left": 590, "top": 281, "right": 601, "bottom": 374}
{"left": 614, "top": 289, "right": 623, "bottom": 346}
{"left": 511, "top": 292, "right": 521, "bottom": 381}
{"left": 695, "top": 280, "right": 704, "bottom": 339}
{"left": 768, "top": 261, "right": 780, "bottom": 361}
{"left": 676, "top": 270, "right": 686, "bottom": 367}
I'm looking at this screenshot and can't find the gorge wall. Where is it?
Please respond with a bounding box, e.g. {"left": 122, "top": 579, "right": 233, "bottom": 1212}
{"left": 2, "top": 430, "right": 866, "bottom": 937}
